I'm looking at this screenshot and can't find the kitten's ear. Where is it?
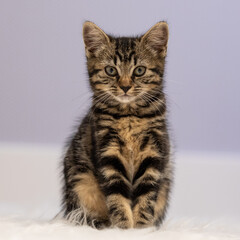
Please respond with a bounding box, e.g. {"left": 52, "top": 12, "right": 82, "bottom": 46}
{"left": 83, "top": 21, "right": 110, "bottom": 57}
{"left": 140, "top": 22, "right": 169, "bottom": 57}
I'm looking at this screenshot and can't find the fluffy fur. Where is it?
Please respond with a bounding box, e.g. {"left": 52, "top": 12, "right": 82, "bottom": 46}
{"left": 1, "top": 218, "right": 239, "bottom": 240}
{"left": 62, "top": 21, "right": 173, "bottom": 229}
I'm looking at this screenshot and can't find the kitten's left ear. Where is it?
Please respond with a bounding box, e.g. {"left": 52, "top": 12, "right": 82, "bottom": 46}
{"left": 83, "top": 21, "right": 110, "bottom": 57}
{"left": 140, "top": 22, "right": 169, "bottom": 57}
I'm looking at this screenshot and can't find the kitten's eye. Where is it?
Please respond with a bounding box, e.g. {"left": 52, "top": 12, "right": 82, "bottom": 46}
{"left": 133, "top": 66, "right": 146, "bottom": 77}
{"left": 105, "top": 66, "right": 118, "bottom": 76}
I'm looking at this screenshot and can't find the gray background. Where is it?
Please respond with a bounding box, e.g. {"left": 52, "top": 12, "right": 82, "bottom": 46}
{"left": 1, "top": 0, "right": 240, "bottom": 152}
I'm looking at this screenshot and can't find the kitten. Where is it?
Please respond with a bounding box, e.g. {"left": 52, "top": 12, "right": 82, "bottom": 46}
{"left": 62, "top": 21, "right": 172, "bottom": 229}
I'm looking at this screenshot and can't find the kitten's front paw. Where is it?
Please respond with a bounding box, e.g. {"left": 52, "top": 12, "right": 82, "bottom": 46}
{"left": 92, "top": 218, "right": 111, "bottom": 230}
{"left": 109, "top": 207, "right": 134, "bottom": 229}
{"left": 133, "top": 207, "right": 154, "bottom": 228}
{"left": 111, "top": 216, "right": 134, "bottom": 229}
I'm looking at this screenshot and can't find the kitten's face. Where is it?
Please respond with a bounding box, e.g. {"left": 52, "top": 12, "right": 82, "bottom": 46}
{"left": 83, "top": 22, "right": 168, "bottom": 105}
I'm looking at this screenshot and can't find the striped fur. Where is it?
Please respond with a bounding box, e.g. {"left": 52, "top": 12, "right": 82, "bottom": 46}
{"left": 62, "top": 21, "right": 172, "bottom": 229}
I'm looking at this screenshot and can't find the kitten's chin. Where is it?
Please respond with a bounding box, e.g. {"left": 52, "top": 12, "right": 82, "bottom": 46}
{"left": 116, "top": 95, "right": 135, "bottom": 103}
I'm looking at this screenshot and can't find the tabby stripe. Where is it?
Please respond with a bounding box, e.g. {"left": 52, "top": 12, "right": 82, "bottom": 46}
{"left": 75, "top": 163, "right": 91, "bottom": 174}
{"left": 115, "top": 51, "right": 123, "bottom": 62}
{"left": 100, "top": 156, "right": 129, "bottom": 181}
{"left": 121, "top": 38, "right": 130, "bottom": 52}
{"left": 107, "top": 174, "right": 122, "bottom": 182}
{"left": 140, "top": 136, "right": 150, "bottom": 151}
{"left": 96, "top": 124, "right": 115, "bottom": 132}
{"left": 141, "top": 175, "right": 157, "bottom": 182}
{"left": 92, "top": 81, "right": 108, "bottom": 85}
{"left": 134, "top": 56, "right": 137, "bottom": 65}
{"left": 136, "top": 221, "right": 145, "bottom": 225}
{"left": 100, "top": 129, "right": 124, "bottom": 149}
{"left": 133, "top": 157, "right": 162, "bottom": 184}
{"left": 133, "top": 181, "right": 160, "bottom": 199}
{"left": 103, "top": 180, "right": 131, "bottom": 199}
{"left": 97, "top": 124, "right": 115, "bottom": 131}
{"left": 119, "top": 215, "right": 128, "bottom": 222}
{"left": 109, "top": 205, "right": 118, "bottom": 214}
{"left": 71, "top": 141, "right": 85, "bottom": 166}
{"left": 145, "top": 91, "right": 162, "bottom": 100}
{"left": 100, "top": 128, "right": 117, "bottom": 149}
{"left": 149, "top": 193, "right": 158, "bottom": 202}
{"left": 65, "top": 198, "right": 79, "bottom": 214}
{"left": 140, "top": 212, "right": 150, "bottom": 221}
{"left": 136, "top": 101, "right": 150, "bottom": 108}
{"left": 130, "top": 39, "right": 136, "bottom": 49}
{"left": 146, "top": 205, "right": 155, "bottom": 216}
{"left": 109, "top": 207, "right": 127, "bottom": 221}
{"left": 148, "top": 130, "right": 169, "bottom": 156}
{"left": 148, "top": 125, "right": 165, "bottom": 132}
{"left": 128, "top": 50, "right": 136, "bottom": 62}
{"left": 90, "top": 119, "right": 97, "bottom": 166}
{"left": 115, "top": 38, "right": 120, "bottom": 51}
{"left": 145, "top": 81, "right": 160, "bottom": 85}
{"left": 150, "top": 68, "right": 163, "bottom": 78}
{"left": 89, "top": 69, "right": 101, "bottom": 78}
{"left": 94, "top": 107, "right": 163, "bottom": 119}
{"left": 113, "top": 56, "right": 117, "bottom": 65}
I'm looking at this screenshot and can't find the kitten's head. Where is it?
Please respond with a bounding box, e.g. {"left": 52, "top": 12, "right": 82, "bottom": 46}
{"left": 83, "top": 21, "right": 168, "bottom": 105}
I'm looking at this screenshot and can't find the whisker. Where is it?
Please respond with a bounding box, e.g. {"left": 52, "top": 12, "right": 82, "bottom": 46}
{"left": 143, "top": 91, "right": 165, "bottom": 106}
{"left": 71, "top": 91, "right": 91, "bottom": 102}
{"left": 89, "top": 93, "right": 109, "bottom": 121}
{"left": 148, "top": 89, "right": 181, "bottom": 109}
{"left": 89, "top": 92, "right": 113, "bottom": 121}
{"left": 141, "top": 93, "right": 162, "bottom": 114}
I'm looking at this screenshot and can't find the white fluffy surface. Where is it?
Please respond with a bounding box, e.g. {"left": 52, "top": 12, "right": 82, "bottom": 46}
{"left": 1, "top": 146, "right": 240, "bottom": 239}
{"left": 1, "top": 218, "right": 239, "bottom": 240}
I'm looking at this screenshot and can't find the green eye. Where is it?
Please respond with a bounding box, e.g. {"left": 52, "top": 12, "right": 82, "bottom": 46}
{"left": 133, "top": 66, "right": 146, "bottom": 77}
{"left": 105, "top": 66, "right": 118, "bottom": 76}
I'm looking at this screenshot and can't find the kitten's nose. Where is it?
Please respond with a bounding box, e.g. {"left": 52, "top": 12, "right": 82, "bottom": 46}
{"left": 120, "top": 86, "right": 131, "bottom": 93}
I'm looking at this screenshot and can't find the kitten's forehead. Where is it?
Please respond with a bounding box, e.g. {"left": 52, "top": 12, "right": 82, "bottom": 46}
{"left": 114, "top": 37, "right": 137, "bottom": 52}
{"left": 111, "top": 37, "right": 139, "bottom": 63}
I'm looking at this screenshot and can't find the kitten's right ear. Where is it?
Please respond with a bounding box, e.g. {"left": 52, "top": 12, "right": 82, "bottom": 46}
{"left": 140, "top": 22, "right": 169, "bottom": 57}
{"left": 83, "top": 21, "right": 110, "bottom": 57}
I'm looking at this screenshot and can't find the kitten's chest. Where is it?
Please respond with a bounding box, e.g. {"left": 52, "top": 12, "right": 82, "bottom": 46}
{"left": 114, "top": 117, "right": 148, "bottom": 175}
{"left": 116, "top": 117, "right": 145, "bottom": 144}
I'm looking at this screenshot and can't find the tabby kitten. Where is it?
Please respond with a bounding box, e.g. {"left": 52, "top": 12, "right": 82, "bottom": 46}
{"left": 62, "top": 21, "right": 172, "bottom": 229}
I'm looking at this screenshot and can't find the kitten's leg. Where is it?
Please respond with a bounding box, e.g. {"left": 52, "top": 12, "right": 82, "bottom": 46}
{"left": 72, "top": 171, "right": 110, "bottom": 228}
{"left": 132, "top": 155, "right": 171, "bottom": 228}
{"left": 153, "top": 179, "right": 171, "bottom": 227}
{"left": 64, "top": 151, "right": 110, "bottom": 228}
{"left": 98, "top": 154, "right": 134, "bottom": 229}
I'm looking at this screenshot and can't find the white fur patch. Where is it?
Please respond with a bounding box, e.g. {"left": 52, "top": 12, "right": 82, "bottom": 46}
{"left": 0, "top": 217, "right": 239, "bottom": 240}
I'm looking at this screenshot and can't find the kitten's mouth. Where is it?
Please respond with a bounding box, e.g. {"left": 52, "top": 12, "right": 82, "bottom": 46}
{"left": 117, "top": 94, "right": 135, "bottom": 103}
